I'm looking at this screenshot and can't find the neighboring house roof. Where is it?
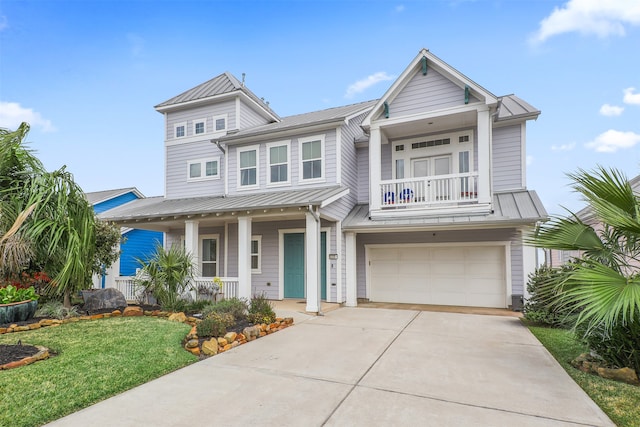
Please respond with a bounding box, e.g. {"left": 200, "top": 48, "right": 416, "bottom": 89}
{"left": 343, "top": 190, "right": 547, "bottom": 231}
{"left": 496, "top": 95, "right": 540, "bottom": 122}
{"left": 99, "top": 186, "right": 349, "bottom": 222}
{"left": 85, "top": 187, "right": 143, "bottom": 205}
{"left": 154, "top": 71, "right": 280, "bottom": 121}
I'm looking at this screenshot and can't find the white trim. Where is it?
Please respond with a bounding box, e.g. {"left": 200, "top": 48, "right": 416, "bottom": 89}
{"left": 266, "top": 140, "right": 291, "bottom": 187}
{"left": 336, "top": 126, "right": 342, "bottom": 185}
{"left": 198, "top": 233, "right": 220, "bottom": 277}
{"left": 345, "top": 231, "right": 357, "bottom": 306}
{"left": 212, "top": 114, "right": 228, "bottom": 133}
{"left": 521, "top": 122, "right": 527, "bottom": 189}
{"left": 251, "top": 235, "right": 262, "bottom": 274}
{"left": 298, "top": 134, "right": 326, "bottom": 184}
{"left": 174, "top": 122, "right": 187, "bottom": 139}
{"left": 364, "top": 241, "right": 511, "bottom": 308}
{"left": 237, "top": 144, "right": 260, "bottom": 190}
{"left": 320, "top": 188, "right": 350, "bottom": 208}
{"left": 187, "top": 156, "right": 221, "bottom": 182}
{"left": 235, "top": 96, "right": 241, "bottom": 131}
{"left": 336, "top": 221, "right": 343, "bottom": 304}
{"left": 224, "top": 221, "right": 229, "bottom": 276}
{"left": 193, "top": 117, "right": 207, "bottom": 136}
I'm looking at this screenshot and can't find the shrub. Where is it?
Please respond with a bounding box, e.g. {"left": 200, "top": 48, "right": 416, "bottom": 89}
{"left": 578, "top": 314, "right": 640, "bottom": 374}
{"left": 523, "top": 264, "right": 578, "bottom": 328}
{"left": 0, "top": 285, "right": 38, "bottom": 304}
{"left": 35, "top": 300, "right": 80, "bottom": 319}
{"left": 247, "top": 293, "right": 276, "bottom": 325}
{"left": 202, "top": 297, "right": 247, "bottom": 322}
{"left": 184, "top": 300, "right": 210, "bottom": 314}
{"left": 196, "top": 312, "right": 234, "bottom": 337}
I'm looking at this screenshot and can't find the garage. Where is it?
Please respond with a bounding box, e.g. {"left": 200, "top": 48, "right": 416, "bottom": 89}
{"left": 367, "top": 244, "right": 507, "bottom": 308}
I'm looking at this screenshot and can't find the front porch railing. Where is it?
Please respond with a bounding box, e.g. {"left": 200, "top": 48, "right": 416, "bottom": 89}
{"left": 380, "top": 172, "right": 479, "bottom": 208}
{"left": 111, "top": 276, "right": 240, "bottom": 303}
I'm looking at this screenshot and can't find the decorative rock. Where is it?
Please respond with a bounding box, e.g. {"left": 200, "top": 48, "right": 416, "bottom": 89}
{"left": 217, "top": 337, "right": 227, "bottom": 346}
{"left": 14, "top": 326, "right": 29, "bottom": 332}
{"left": 28, "top": 323, "right": 41, "bottom": 330}
{"left": 223, "top": 332, "right": 237, "bottom": 344}
{"left": 82, "top": 288, "right": 127, "bottom": 312}
{"left": 223, "top": 344, "right": 232, "bottom": 352}
{"left": 187, "top": 316, "right": 198, "bottom": 323}
{"left": 201, "top": 339, "right": 219, "bottom": 356}
{"left": 185, "top": 339, "right": 199, "bottom": 349}
{"left": 0, "top": 328, "right": 6, "bottom": 334}
{"left": 103, "top": 313, "right": 111, "bottom": 318}
{"left": 168, "top": 312, "right": 187, "bottom": 323}
{"left": 111, "top": 310, "right": 122, "bottom": 316}
{"left": 186, "top": 326, "right": 198, "bottom": 340}
{"left": 123, "top": 306, "right": 144, "bottom": 317}
{"left": 186, "top": 346, "right": 200, "bottom": 356}
{"left": 597, "top": 367, "right": 639, "bottom": 385}
{"left": 90, "top": 314, "right": 104, "bottom": 320}
{"left": 284, "top": 317, "right": 294, "bottom": 324}
{"left": 259, "top": 331, "right": 266, "bottom": 337}
{"left": 243, "top": 326, "right": 260, "bottom": 341}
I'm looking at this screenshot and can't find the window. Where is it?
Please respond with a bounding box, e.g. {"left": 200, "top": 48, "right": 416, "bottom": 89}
{"left": 174, "top": 122, "right": 186, "bottom": 139}
{"left": 193, "top": 118, "right": 206, "bottom": 135}
{"left": 251, "top": 236, "right": 261, "bottom": 273}
{"left": 187, "top": 157, "right": 220, "bottom": 181}
{"left": 213, "top": 114, "right": 227, "bottom": 132}
{"left": 238, "top": 145, "right": 259, "bottom": 188}
{"left": 299, "top": 135, "right": 324, "bottom": 181}
{"left": 395, "top": 159, "right": 404, "bottom": 179}
{"left": 267, "top": 141, "right": 290, "bottom": 185}
{"left": 200, "top": 235, "right": 219, "bottom": 277}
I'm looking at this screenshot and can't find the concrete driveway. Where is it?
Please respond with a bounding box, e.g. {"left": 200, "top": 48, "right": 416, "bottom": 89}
{"left": 47, "top": 308, "right": 614, "bottom": 427}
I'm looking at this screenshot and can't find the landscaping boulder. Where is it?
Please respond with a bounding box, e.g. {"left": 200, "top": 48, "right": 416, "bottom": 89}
{"left": 82, "top": 288, "right": 127, "bottom": 312}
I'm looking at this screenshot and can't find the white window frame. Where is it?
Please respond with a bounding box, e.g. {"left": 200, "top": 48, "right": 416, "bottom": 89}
{"left": 174, "top": 122, "right": 187, "bottom": 139}
{"left": 237, "top": 144, "right": 260, "bottom": 190}
{"left": 193, "top": 118, "right": 207, "bottom": 136}
{"left": 199, "top": 234, "right": 220, "bottom": 278}
{"left": 266, "top": 140, "right": 291, "bottom": 187}
{"left": 212, "top": 114, "right": 228, "bottom": 133}
{"left": 187, "top": 157, "right": 220, "bottom": 182}
{"left": 298, "top": 134, "right": 325, "bottom": 183}
{"left": 251, "top": 235, "right": 262, "bottom": 274}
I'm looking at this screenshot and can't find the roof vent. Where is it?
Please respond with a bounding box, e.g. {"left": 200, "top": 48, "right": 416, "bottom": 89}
{"left": 241, "top": 73, "right": 246, "bottom": 87}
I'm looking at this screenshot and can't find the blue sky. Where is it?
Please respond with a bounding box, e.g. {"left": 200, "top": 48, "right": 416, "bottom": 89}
{"left": 1, "top": 0, "right": 639, "bottom": 215}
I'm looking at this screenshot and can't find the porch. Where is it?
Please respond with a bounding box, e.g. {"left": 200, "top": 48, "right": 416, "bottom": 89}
{"left": 380, "top": 172, "right": 479, "bottom": 208}
{"left": 107, "top": 276, "right": 240, "bottom": 303}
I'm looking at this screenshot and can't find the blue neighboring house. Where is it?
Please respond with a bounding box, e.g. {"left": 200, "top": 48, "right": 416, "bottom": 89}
{"left": 86, "top": 188, "right": 163, "bottom": 288}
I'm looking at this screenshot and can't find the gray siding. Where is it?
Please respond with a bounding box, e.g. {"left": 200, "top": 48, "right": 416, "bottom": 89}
{"left": 227, "top": 129, "right": 337, "bottom": 195}
{"left": 165, "top": 141, "right": 225, "bottom": 199}
{"left": 388, "top": 69, "right": 480, "bottom": 118}
{"left": 355, "top": 228, "right": 518, "bottom": 300}
{"left": 165, "top": 100, "right": 236, "bottom": 140}
{"left": 510, "top": 233, "right": 524, "bottom": 295}
{"left": 492, "top": 125, "right": 523, "bottom": 191}
{"left": 239, "top": 99, "right": 271, "bottom": 130}
{"left": 357, "top": 147, "right": 369, "bottom": 204}
{"left": 381, "top": 143, "right": 392, "bottom": 180}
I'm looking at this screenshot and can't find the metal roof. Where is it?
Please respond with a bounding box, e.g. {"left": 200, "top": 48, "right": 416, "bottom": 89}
{"left": 85, "top": 187, "right": 142, "bottom": 205}
{"left": 99, "top": 186, "right": 348, "bottom": 222}
{"left": 496, "top": 95, "right": 540, "bottom": 121}
{"left": 343, "top": 190, "right": 548, "bottom": 231}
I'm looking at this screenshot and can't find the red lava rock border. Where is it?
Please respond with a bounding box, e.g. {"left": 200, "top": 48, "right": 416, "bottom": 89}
{"left": 0, "top": 306, "right": 295, "bottom": 361}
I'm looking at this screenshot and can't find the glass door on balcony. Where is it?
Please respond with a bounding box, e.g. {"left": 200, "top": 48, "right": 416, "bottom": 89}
{"left": 412, "top": 156, "right": 451, "bottom": 201}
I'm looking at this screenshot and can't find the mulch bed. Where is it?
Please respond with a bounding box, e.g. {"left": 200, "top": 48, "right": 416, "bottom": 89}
{"left": 0, "top": 343, "right": 39, "bottom": 366}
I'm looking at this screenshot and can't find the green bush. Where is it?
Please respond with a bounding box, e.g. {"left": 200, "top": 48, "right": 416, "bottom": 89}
{"left": 247, "top": 293, "right": 276, "bottom": 325}
{"left": 578, "top": 314, "right": 640, "bottom": 374}
{"left": 0, "top": 285, "right": 38, "bottom": 304}
{"left": 196, "top": 312, "right": 235, "bottom": 337}
{"left": 184, "top": 300, "right": 209, "bottom": 314}
{"left": 35, "top": 300, "right": 79, "bottom": 319}
{"left": 202, "top": 297, "right": 247, "bottom": 322}
{"left": 523, "top": 264, "right": 578, "bottom": 328}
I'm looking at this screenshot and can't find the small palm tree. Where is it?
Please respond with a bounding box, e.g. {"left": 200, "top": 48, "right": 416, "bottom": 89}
{"left": 0, "top": 203, "right": 36, "bottom": 280}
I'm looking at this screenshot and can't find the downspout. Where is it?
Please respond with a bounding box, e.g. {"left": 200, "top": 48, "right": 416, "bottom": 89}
{"left": 308, "top": 205, "right": 323, "bottom": 316}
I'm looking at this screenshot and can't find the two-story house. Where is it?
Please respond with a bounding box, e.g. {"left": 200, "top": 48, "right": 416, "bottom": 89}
{"left": 101, "top": 49, "right": 547, "bottom": 312}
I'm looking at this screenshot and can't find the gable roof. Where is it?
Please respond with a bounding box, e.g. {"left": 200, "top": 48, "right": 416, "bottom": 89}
{"left": 85, "top": 187, "right": 143, "bottom": 205}
{"left": 154, "top": 72, "right": 280, "bottom": 121}
{"left": 362, "top": 48, "right": 499, "bottom": 128}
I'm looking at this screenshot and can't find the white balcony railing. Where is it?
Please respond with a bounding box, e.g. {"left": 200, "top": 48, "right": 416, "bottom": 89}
{"left": 112, "top": 276, "right": 240, "bottom": 303}
{"left": 380, "top": 172, "right": 479, "bottom": 208}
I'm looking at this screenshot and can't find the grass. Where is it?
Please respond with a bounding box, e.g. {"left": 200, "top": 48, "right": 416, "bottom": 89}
{"left": 529, "top": 324, "right": 640, "bottom": 427}
{"left": 0, "top": 317, "right": 197, "bottom": 427}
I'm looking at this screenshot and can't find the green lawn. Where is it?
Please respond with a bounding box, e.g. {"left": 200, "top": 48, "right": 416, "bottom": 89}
{"left": 529, "top": 325, "right": 640, "bottom": 427}
{"left": 0, "top": 317, "right": 197, "bottom": 427}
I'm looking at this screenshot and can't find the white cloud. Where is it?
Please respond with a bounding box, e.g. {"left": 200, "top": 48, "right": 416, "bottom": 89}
{"left": 395, "top": 5, "right": 405, "bottom": 13}
{"left": 551, "top": 142, "right": 576, "bottom": 152}
{"left": 345, "top": 72, "right": 395, "bottom": 98}
{"left": 599, "top": 103, "right": 624, "bottom": 116}
{"left": 585, "top": 129, "right": 640, "bottom": 152}
{"left": 530, "top": 0, "right": 640, "bottom": 44}
{"left": 0, "top": 101, "right": 56, "bottom": 132}
{"left": 526, "top": 155, "right": 534, "bottom": 166}
{"left": 623, "top": 87, "right": 640, "bottom": 105}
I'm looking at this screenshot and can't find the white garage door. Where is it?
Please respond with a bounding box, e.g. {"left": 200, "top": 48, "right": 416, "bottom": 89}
{"left": 368, "top": 245, "right": 506, "bottom": 308}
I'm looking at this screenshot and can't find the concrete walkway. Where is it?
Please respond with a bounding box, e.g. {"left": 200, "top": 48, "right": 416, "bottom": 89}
{"left": 46, "top": 308, "right": 614, "bottom": 427}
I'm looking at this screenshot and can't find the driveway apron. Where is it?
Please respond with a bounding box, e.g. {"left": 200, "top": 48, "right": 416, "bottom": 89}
{"left": 46, "top": 308, "right": 614, "bottom": 427}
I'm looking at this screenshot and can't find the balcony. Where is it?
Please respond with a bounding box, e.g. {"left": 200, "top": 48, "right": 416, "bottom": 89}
{"left": 379, "top": 172, "right": 479, "bottom": 209}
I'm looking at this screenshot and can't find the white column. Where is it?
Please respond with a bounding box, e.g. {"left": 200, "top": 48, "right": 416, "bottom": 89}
{"left": 305, "top": 210, "right": 320, "bottom": 313}
{"left": 345, "top": 232, "right": 357, "bottom": 307}
{"left": 184, "top": 220, "right": 200, "bottom": 274}
{"left": 336, "top": 221, "right": 343, "bottom": 304}
{"left": 369, "top": 127, "right": 382, "bottom": 211}
{"left": 477, "top": 108, "right": 492, "bottom": 204}
{"left": 238, "top": 216, "right": 252, "bottom": 299}
{"left": 521, "top": 227, "right": 537, "bottom": 301}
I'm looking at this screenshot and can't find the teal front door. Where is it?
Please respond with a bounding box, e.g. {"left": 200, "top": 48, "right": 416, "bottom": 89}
{"left": 283, "top": 232, "right": 327, "bottom": 300}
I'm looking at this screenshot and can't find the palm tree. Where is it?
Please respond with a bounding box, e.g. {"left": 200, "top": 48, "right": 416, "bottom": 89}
{"left": 530, "top": 167, "right": 640, "bottom": 333}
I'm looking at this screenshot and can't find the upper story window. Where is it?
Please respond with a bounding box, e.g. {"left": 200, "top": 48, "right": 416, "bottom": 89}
{"left": 187, "top": 157, "right": 220, "bottom": 181}
{"left": 267, "top": 141, "right": 290, "bottom": 186}
{"left": 174, "top": 122, "right": 186, "bottom": 139}
{"left": 299, "top": 135, "right": 325, "bottom": 182}
{"left": 193, "top": 118, "right": 206, "bottom": 135}
{"left": 213, "top": 114, "right": 227, "bottom": 132}
{"left": 238, "top": 145, "right": 259, "bottom": 189}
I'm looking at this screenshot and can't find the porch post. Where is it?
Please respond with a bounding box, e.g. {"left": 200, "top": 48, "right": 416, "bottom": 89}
{"left": 521, "top": 227, "right": 537, "bottom": 302}
{"left": 238, "top": 216, "right": 252, "bottom": 300}
{"left": 477, "top": 107, "right": 492, "bottom": 204}
{"left": 345, "top": 232, "right": 357, "bottom": 307}
{"left": 184, "top": 220, "right": 200, "bottom": 274}
{"left": 369, "top": 126, "right": 382, "bottom": 211}
{"left": 305, "top": 210, "right": 320, "bottom": 313}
